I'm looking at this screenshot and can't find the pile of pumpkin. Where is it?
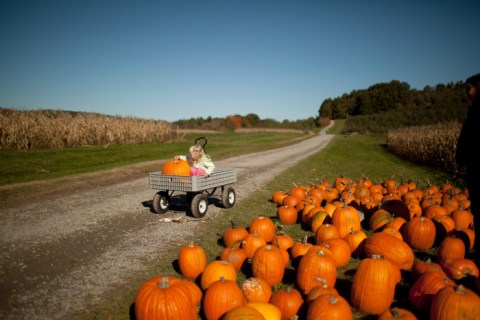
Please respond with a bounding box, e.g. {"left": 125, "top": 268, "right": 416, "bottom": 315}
{"left": 134, "top": 176, "right": 480, "bottom": 319}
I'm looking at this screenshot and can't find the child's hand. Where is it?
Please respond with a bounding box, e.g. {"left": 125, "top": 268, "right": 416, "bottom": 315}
{"left": 174, "top": 155, "right": 180, "bottom": 161}
{"left": 203, "top": 172, "right": 209, "bottom": 177}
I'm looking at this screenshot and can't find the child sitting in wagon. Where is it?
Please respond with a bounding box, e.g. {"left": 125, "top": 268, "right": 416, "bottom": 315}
{"left": 174, "top": 144, "right": 215, "bottom": 177}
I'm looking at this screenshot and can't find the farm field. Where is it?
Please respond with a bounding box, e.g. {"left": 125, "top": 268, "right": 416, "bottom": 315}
{"left": 1, "top": 122, "right": 473, "bottom": 320}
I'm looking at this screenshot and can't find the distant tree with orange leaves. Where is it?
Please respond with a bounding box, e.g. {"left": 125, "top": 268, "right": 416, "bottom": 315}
{"left": 226, "top": 114, "right": 242, "bottom": 129}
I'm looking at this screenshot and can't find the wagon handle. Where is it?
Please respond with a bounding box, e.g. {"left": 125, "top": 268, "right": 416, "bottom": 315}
{"left": 195, "top": 136, "right": 208, "bottom": 152}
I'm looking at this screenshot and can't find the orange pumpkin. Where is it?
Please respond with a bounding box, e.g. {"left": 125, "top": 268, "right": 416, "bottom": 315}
{"left": 135, "top": 276, "right": 198, "bottom": 320}
{"left": 200, "top": 260, "right": 237, "bottom": 290}
{"left": 384, "top": 216, "right": 407, "bottom": 233}
{"left": 382, "top": 179, "right": 397, "bottom": 193}
{"left": 289, "top": 235, "right": 313, "bottom": 263}
{"left": 305, "top": 277, "right": 339, "bottom": 304}
{"left": 364, "top": 232, "right": 414, "bottom": 270}
{"left": 383, "top": 227, "right": 404, "bottom": 241}
{"left": 331, "top": 203, "right": 361, "bottom": 238}
{"left": 223, "top": 220, "right": 249, "bottom": 247}
{"left": 350, "top": 255, "right": 398, "bottom": 315}
{"left": 296, "top": 249, "right": 337, "bottom": 294}
{"left": 269, "top": 286, "right": 304, "bottom": 320}
{"left": 223, "top": 305, "right": 265, "bottom": 320}
{"left": 440, "top": 257, "right": 479, "bottom": 280}
{"left": 161, "top": 159, "right": 190, "bottom": 176}
{"left": 246, "top": 302, "right": 282, "bottom": 320}
{"left": 203, "top": 276, "right": 246, "bottom": 320}
{"left": 406, "top": 201, "right": 423, "bottom": 219}
{"left": 408, "top": 270, "right": 455, "bottom": 314}
{"left": 178, "top": 241, "right": 207, "bottom": 280}
{"left": 430, "top": 285, "right": 480, "bottom": 320}
{"left": 314, "top": 223, "right": 341, "bottom": 244}
{"left": 242, "top": 233, "right": 267, "bottom": 259}
{"left": 277, "top": 205, "right": 297, "bottom": 225}
{"left": 272, "top": 232, "right": 294, "bottom": 250}
{"left": 455, "top": 227, "right": 475, "bottom": 250}
{"left": 306, "top": 294, "right": 353, "bottom": 319}
{"left": 334, "top": 176, "right": 351, "bottom": 193}
{"left": 411, "top": 257, "right": 445, "bottom": 281}
{"left": 369, "top": 209, "right": 394, "bottom": 231}
{"left": 402, "top": 216, "right": 436, "bottom": 250}
{"left": 308, "top": 188, "right": 324, "bottom": 204}
{"left": 322, "top": 187, "right": 339, "bottom": 203}
{"left": 272, "top": 191, "right": 288, "bottom": 205}
{"left": 436, "top": 233, "right": 466, "bottom": 262}
{"left": 241, "top": 277, "right": 272, "bottom": 303}
{"left": 343, "top": 229, "right": 367, "bottom": 258}
{"left": 433, "top": 215, "right": 456, "bottom": 242}
{"left": 290, "top": 186, "right": 307, "bottom": 199}
{"left": 424, "top": 204, "right": 448, "bottom": 219}
{"left": 282, "top": 195, "right": 302, "bottom": 208}
{"left": 252, "top": 244, "right": 285, "bottom": 286}
{"left": 249, "top": 216, "right": 276, "bottom": 243}
{"left": 310, "top": 210, "right": 332, "bottom": 233}
{"left": 451, "top": 209, "right": 474, "bottom": 229}
{"left": 220, "top": 242, "right": 248, "bottom": 271}
{"left": 319, "top": 238, "right": 352, "bottom": 267}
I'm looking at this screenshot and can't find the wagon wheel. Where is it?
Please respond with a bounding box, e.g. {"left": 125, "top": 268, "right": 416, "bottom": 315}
{"left": 191, "top": 194, "right": 208, "bottom": 218}
{"left": 222, "top": 186, "right": 236, "bottom": 208}
{"left": 153, "top": 191, "right": 170, "bottom": 214}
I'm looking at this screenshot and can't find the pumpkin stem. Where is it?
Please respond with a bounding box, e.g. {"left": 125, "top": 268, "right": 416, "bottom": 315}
{"left": 302, "top": 235, "right": 309, "bottom": 244}
{"left": 231, "top": 239, "right": 243, "bottom": 248}
{"left": 313, "top": 277, "right": 328, "bottom": 287}
{"left": 390, "top": 307, "right": 401, "bottom": 318}
{"left": 158, "top": 276, "right": 170, "bottom": 289}
{"left": 456, "top": 284, "right": 466, "bottom": 294}
{"left": 426, "top": 177, "right": 432, "bottom": 187}
{"left": 328, "top": 295, "right": 338, "bottom": 304}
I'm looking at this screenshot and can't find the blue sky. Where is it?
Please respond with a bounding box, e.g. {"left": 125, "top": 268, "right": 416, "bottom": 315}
{"left": 1, "top": 1, "right": 479, "bottom": 122}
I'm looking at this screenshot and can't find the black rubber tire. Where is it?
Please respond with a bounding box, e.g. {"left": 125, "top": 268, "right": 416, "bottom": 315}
{"left": 222, "top": 187, "right": 236, "bottom": 208}
{"left": 191, "top": 194, "right": 208, "bottom": 218}
{"left": 152, "top": 191, "right": 170, "bottom": 214}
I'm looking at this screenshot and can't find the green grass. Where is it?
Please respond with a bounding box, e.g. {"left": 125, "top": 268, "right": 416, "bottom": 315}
{"left": 87, "top": 131, "right": 458, "bottom": 320}
{"left": 0, "top": 132, "right": 308, "bottom": 186}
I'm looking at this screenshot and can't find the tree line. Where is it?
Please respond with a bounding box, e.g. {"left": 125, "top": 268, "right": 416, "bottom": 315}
{"left": 172, "top": 113, "right": 319, "bottom": 132}
{"left": 174, "top": 79, "right": 469, "bottom": 134}
{"left": 318, "top": 80, "right": 469, "bottom": 134}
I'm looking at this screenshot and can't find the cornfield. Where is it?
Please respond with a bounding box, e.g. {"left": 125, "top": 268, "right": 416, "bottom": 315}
{"left": 0, "top": 108, "right": 179, "bottom": 150}
{"left": 386, "top": 122, "right": 462, "bottom": 175}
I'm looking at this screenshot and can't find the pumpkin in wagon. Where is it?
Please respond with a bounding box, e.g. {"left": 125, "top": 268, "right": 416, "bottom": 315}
{"left": 162, "top": 159, "right": 191, "bottom": 176}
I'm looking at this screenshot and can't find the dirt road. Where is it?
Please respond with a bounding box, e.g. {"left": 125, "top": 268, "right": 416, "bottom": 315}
{"left": 0, "top": 126, "right": 334, "bottom": 320}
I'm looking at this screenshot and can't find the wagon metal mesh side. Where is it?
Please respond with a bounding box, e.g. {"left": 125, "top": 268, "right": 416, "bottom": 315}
{"left": 149, "top": 167, "right": 237, "bottom": 192}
